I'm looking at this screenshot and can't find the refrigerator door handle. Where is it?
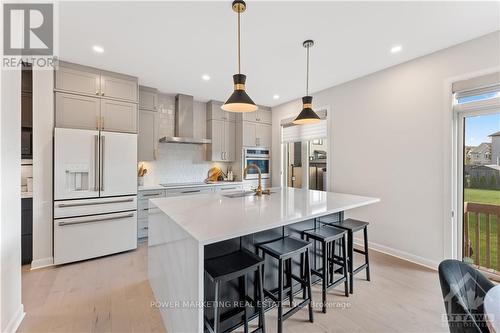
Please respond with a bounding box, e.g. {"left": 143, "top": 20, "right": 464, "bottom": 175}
{"left": 57, "top": 198, "right": 134, "bottom": 208}
{"left": 58, "top": 212, "right": 134, "bottom": 226}
{"left": 100, "top": 135, "right": 105, "bottom": 191}
{"left": 94, "top": 135, "right": 99, "bottom": 191}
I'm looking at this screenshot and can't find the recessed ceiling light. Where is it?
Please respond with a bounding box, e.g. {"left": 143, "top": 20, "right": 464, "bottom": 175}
{"left": 390, "top": 45, "right": 402, "bottom": 54}
{"left": 273, "top": 94, "right": 280, "bottom": 100}
{"left": 202, "top": 74, "right": 211, "bottom": 81}
{"left": 92, "top": 45, "right": 104, "bottom": 53}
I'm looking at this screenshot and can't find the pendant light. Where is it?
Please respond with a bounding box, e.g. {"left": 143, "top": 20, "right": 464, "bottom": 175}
{"left": 293, "top": 40, "right": 321, "bottom": 125}
{"left": 221, "top": 0, "right": 258, "bottom": 113}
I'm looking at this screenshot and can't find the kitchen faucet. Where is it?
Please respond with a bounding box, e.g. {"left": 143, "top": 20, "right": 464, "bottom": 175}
{"left": 243, "top": 164, "right": 270, "bottom": 196}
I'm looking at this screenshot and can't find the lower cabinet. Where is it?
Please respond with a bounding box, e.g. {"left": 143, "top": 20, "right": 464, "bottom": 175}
{"left": 138, "top": 189, "right": 166, "bottom": 239}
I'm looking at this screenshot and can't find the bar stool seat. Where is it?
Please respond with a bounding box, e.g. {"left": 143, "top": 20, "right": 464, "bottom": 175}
{"left": 332, "top": 218, "right": 368, "bottom": 232}
{"left": 258, "top": 236, "right": 311, "bottom": 259}
{"left": 303, "top": 224, "right": 345, "bottom": 242}
{"left": 205, "top": 250, "right": 264, "bottom": 281}
{"left": 205, "top": 250, "right": 266, "bottom": 333}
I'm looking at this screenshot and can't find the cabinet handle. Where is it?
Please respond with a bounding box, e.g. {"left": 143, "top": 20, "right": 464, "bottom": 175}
{"left": 58, "top": 213, "right": 134, "bottom": 226}
{"left": 143, "top": 193, "right": 161, "bottom": 197}
{"left": 101, "top": 92, "right": 105, "bottom": 96}
{"left": 181, "top": 189, "right": 201, "bottom": 194}
{"left": 57, "top": 198, "right": 134, "bottom": 208}
{"left": 96, "top": 91, "right": 99, "bottom": 95}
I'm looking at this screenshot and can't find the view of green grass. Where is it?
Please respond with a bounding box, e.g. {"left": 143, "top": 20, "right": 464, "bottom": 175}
{"left": 464, "top": 188, "right": 500, "bottom": 271}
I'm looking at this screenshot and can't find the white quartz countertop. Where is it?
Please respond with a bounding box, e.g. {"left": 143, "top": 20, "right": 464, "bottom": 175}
{"left": 150, "top": 187, "right": 380, "bottom": 245}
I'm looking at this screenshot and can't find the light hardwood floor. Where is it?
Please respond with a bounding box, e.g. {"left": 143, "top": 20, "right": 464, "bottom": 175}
{"left": 18, "top": 242, "right": 448, "bottom": 333}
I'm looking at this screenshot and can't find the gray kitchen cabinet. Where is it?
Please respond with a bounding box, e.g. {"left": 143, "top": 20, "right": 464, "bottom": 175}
{"left": 242, "top": 121, "right": 271, "bottom": 148}
{"left": 207, "top": 119, "right": 235, "bottom": 162}
{"left": 55, "top": 92, "right": 100, "bottom": 130}
{"left": 100, "top": 74, "right": 138, "bottom": 102}
{"left": 139, "top": 86, "right": 158, "bottom": 111}
{"left": 242, "top": 107, "right": 272, "bottom": 124}
{"left": 206, "top": 100, "right": 236, "bottom": 122}
{"left": 138, "top": 189, "right": 166, "bottom": 239}
{"left": 100, "top": 99, "right": 137, "bottom": 133}
{"left": 214, "top": 184, "right": 243, "bottom": 192}
{"left": 55, "top": 63, "right": 100, "bottom": 96}
{"left": 138, "top": 110, "right": 158, "bottom": 161}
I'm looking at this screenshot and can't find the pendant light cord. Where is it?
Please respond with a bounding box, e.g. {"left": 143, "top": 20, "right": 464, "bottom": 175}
{"left": 306, "top": 44, "right": 310, "bottom": 96}
{"left": 237, "top": 11, "right": 241, "bottom": 74}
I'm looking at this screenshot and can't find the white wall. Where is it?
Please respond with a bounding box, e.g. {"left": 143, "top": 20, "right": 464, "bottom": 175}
{"left": 272, "top": 31, "right": 500, "bottom": 268}
{"left": 31, "top": 69, "right": 54, "bottom": 268}
{"left": 1, "top": 69, "right": 25, "bottom": 331}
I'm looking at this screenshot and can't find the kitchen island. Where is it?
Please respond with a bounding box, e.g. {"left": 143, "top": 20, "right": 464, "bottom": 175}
{"left": 148, "top": 188, "right": 379, "bottom": 333}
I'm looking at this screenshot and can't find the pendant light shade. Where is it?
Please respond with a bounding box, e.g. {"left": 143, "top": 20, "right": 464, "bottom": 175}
{"left": 222, "top": 0, "right": 257, "bottom": 113}
{"left": 293, "top": 40, "right": 321, "bottom": 125}
{"left": 221, "top": 74, "right": 258, "bottom": 112}
{"left": 293, "top": 96, "right": 321, "bottom": 125}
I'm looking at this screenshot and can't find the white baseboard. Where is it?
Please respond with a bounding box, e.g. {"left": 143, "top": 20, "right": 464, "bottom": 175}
{"left": 354, "top": 238, "right": 440, "bottom": 271}
{"left": 3, "top": 304, "right": 25, "bottom": 333}
{"left": 30, "top": 256, "right": 54, "bottom": 270}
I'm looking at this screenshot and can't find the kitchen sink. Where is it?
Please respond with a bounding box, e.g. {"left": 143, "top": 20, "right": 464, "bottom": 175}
{"left": 222, "top": 191, "right": 256, "bottom": 198}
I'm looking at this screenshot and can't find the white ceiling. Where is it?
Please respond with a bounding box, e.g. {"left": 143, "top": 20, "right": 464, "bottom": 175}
{"left": 58, "top": 1, "right": 500, "bottom": 107}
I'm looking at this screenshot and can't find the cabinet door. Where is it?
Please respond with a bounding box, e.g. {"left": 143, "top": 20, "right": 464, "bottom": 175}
{"left": 55, "top": 65, "right": 100, "bottom": 96}
{"left": 242, "top": 122, "right": 256, "bottom": 147}
{"left": 100, "top": 75, "right": 138, "bottom": 102}
{"left": 100, "top": 132, "right": 137, "bottom": 197}
{"left": 139, "top": 87, "right": 158, "bottom": 111}
{"left": 208, "top": 120, "right": 224, "bottom": 161}
{"left": 256, "top": 123, "right": 272, "bottom": 147}
{"left": 224, "top": 121, "right": 236, "bottom": 161}
{"left": 101, "top": 99, "right": 138, "bottom": 133}
{"left": 242, "top": 110, "right": 257, "bottom": 122}
{"left": 257, "top": 109, "right": 272, "bottom": 124}
{"left": 55, "top": 92, "right": 100, "bottom": 130}
{"left": 138, "top": 110, "right": 157, "bottom": 161}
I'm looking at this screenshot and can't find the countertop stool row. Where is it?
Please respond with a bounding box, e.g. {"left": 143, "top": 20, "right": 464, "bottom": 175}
{"left": 204, "top": 216, "right": 371, "bottom": 333}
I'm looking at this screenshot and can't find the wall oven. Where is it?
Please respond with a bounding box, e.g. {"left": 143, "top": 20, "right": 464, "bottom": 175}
{"left": 243, "top": 147, "right": 270, "bottom": 180}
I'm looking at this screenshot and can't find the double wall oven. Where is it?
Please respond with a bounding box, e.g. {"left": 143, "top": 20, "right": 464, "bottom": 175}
{"left": 243, "top": 147, "right": 270, "bottom": 180}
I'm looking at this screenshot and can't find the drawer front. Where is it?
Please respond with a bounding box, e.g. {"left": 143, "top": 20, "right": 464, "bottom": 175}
{"left": 54, "top": 196, "right": 137, "bottom": 219}
{"left": 166, "top": 186, "right": 214, "bottom": 197}
{"left": 54, "top": 211, "right": 137, "bottom": 265}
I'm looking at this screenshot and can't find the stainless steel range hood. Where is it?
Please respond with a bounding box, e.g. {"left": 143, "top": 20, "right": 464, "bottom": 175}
{"left": 159, "top": 94, "right": 211, "bottom": 144}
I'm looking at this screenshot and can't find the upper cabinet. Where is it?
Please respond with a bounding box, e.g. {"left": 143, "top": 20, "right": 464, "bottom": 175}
{"left": 206, "top": 119, "right": 236, "bottom": 162}
{"left": 138, "top": 110, "right": 158, "bottom": 161}
{"left": 206, "top": 100, "right": 236, "bottom": 122}
{"left": 55, "top": 61, "right": 138, "bottom": 103}
{"left": 243, "top": 122, "right": 271, "bottom": 148}
{"left": 100, "top": 75, "right": 138, "bottom": 102}
{"left": 139, "top": 86, "right": 159, "bottom": 111}
{"left": 55, "top": 61, "right": 138, "bottom": 133}
{"left": 242, "top": 107, "right": 272, "bottom": 124}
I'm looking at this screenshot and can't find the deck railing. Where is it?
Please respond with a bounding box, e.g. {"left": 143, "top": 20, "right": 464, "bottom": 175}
{"left": 464, "top": 202, "right": 500, "bottom": 273}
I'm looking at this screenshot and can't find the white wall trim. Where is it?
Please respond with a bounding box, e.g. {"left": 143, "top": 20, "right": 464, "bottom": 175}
{"left": 3, "top": 304, "right": 25, "bottom": 333}
{"left": 30, "top": 256, "right": 54, "bottom": 270}
{"left": 354, "top": 238, "right": 440, "bottom": 271}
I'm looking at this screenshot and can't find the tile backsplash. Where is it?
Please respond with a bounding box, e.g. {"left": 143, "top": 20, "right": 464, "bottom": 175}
{"left": 139, "top": 143, "right": 227, "bottom": 185}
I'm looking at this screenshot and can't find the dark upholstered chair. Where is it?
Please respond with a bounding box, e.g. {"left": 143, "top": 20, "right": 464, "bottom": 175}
{"left": 438, "top": 259, "right": 494, "bottom": 333}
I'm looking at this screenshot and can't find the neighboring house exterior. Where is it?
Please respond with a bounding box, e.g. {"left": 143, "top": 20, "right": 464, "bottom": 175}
{"left": 465, "top": 164, "right": 500, "bottom": 190}
{"left": 468, "top": 142, "right": 491, "bottom": 165}
{"left": 490, "top": 131, "right": 500, "bottom": 166}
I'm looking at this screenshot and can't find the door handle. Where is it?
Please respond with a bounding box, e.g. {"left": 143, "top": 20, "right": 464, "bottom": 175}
{"left": 100, "top": 135, "right": 105, "bottom": 191}
{"left": 58, "top": 212, "right": 134, "bottom": 226}
{"left": 94, "top": 135, "right": 99, "bottom": 191}
{"left": 57, "top": 198, "right": 134, "bottom": 208}
{"left": 142, "top": 193, "right": 162, "bottom": 197}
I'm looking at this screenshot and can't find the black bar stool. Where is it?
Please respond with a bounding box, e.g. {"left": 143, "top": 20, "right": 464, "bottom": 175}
{"left": 320, "top": 217, "right": 370, "bottom": 294}
{"left": 302, "top": 225, "right": 349, "bottom": 313}
{"left": 205, "top": 250, "right": 266, "bottom": 333}
{"left": 256, "top": 236, "right": 314, "bottom": 333}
